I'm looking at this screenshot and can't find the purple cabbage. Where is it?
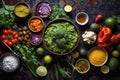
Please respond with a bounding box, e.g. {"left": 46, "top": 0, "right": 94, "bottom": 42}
{"left": 31, "top": 34, "right": 42, "bottom": 45}
{"left": 36, "top": 2, "right": 52, "bottom": 18}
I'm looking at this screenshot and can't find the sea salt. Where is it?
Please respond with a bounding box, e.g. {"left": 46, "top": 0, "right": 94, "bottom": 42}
{"left": 2, "top": 56, "right": 19, "bottom": 72}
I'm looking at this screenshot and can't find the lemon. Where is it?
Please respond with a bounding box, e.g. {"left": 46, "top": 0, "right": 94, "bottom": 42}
{"left": 36, "top": 66, "right": 47, "bottom": 76}
{"left": 71, "top": 51, "right": 79, "bottom": 58}
{"left": 36, "top": 47, "right": 44, "bottom": 55}
{"left": 43, "top": 55, "right": 52, "bottom": 64}
{"left": 112, "top": 50, "right": 120, "bottom": 57}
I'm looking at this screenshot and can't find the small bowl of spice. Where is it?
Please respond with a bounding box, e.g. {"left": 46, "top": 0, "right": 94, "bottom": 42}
{"left": 75, "top": 12, "right": 89, "bottom": 26}
{"left": 0, "top": 52, "right": 20, "bottom": 72}
{"left": 75, "top": 58, "right": 90, "bottom": 74}
{"left": 35, "top": 1, "right": 52, "bottom": 18}
{"left": 28, "top": 16, "right": 44, "bottom": 32}
{"left": 88, "top": 46, "right": 108, "bottom": 67}
{"left": 14, "top": 2, "right": 30, "bottom": 18}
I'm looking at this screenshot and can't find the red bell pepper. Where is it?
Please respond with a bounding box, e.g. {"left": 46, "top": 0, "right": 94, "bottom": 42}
{"left": 0, "top": 29, "right": 19, "bottom": 47}
{"left": 111, "top": 33, "right": 120, "bottom": 44}
{"left": 94, "top": 14, "right": 103, "bottom": 23}
{"left": 98, "top": 27, "right": 112, "bottom": 43}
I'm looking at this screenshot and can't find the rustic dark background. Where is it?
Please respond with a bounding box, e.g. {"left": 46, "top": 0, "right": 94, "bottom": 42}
{"left": 0, "top": 0, "right": 120, "bottom": 80}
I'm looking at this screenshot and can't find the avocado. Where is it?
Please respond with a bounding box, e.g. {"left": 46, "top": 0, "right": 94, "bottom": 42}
{"left": 108, "top": 57, "right": 119, "bottom": 71}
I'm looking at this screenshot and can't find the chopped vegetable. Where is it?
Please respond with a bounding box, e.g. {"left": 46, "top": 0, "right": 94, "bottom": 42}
{"left": 36, "top": 2, "right": 52, "bottom": 18}
{"left": 29, "top": 18, "right": 43, "bottom": 32}
{"left": 44, "top": 21, "right": 78, "bottom": 54}
{"left": 31, "top": 34, "right": 42, "bottom": 45}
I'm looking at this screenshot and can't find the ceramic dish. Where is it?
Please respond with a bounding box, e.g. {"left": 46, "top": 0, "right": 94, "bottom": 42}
{"left": 28, "top": 16, "right": 44, "bottom": 33}
{"left": 14, "top": 2, "right": 30, "bottom": 18}
{"left": 75, "top": 58, "right": 90, "bottom": 74}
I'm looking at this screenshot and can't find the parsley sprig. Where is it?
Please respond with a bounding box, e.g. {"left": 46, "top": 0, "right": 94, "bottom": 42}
{"left": 0, "top": 0, "right": 17, "bottom": 29}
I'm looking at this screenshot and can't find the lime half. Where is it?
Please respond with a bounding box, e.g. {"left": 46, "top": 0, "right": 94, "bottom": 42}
{"left": 36, "top": 66, "right": 47, "bottom": 76}
{"left": 100, "top": 65, "right": 109, "bottom": 74}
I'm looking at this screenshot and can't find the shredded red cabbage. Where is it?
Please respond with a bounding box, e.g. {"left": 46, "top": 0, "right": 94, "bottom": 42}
{"left": 31, "top": 34, "right": 42, "bottom": 45}
{"left": 36, "top": 2, "right": 52, "bottom": 18}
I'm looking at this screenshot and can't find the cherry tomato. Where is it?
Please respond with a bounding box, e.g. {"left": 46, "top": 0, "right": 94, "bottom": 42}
{"left": 11, "top": 39, "right": 18, "bottom": 43}
{"left": 14, "top": 34, "right": 18, "bottom": 39}
{"left": 1, "top": 35, "right": 6, "bottom": 39}
{"left": 2, "top": 29, "right": 9, "bottom": 35}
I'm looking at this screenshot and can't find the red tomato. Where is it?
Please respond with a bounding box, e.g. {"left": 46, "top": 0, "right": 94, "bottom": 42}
{"left": 4, "top": 40, "right": 13, "bottom": 47}
{"left": 12, "top": 31, "right": 17, "bottom": 36}
{"left": 2, "top": 29, "right": 9, "bottom": 35}
{"left": 1, "top": 35, "right": 6, "bottom": 39}
{"left": 11, "top": 38, "right": 18, "bottom": 43}
{"left": 14, "top": 34, "right": 19, "bottom": 39}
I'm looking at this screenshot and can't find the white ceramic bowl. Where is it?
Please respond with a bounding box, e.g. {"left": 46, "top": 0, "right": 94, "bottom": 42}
{"left": 75, "top": 12, "right": 89, "bottom": 26}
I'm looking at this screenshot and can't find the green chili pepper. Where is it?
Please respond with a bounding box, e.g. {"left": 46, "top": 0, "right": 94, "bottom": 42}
{"left": 55, "top": 64, "right": 59, "bottom": 80}
{"left": 57, "top": 63, "right": 67, "bottom": 78}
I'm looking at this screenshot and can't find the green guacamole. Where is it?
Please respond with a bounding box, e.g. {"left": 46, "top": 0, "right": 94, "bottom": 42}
{"left": 44, "top": 22, "right": 78, "bottom": 54}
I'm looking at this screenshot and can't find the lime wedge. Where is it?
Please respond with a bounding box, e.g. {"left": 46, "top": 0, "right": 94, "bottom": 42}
{"left": 36, "top": 66, "right": 47, "bottom": 76}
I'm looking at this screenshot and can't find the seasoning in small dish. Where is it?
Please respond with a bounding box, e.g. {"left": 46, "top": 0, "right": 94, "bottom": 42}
{"left": 88, "top": 46, "right": 108, "bottom": 66}
{"left": 14, "top": 2, "right": 30, "bottom": 18}
{"left": 75, "top": 12, "right": 89, "bottom": 25}
{"left": 35, "top": 1, "right": 52, "bottom": 18}
{"left": 0, "top": 52, "right": 19, "bottom": 72}
{"left": 75, "top": 58, "right": 90, "bottom": 74}
{"left": 28, "top": 16, "right": 44, "bottom": 32}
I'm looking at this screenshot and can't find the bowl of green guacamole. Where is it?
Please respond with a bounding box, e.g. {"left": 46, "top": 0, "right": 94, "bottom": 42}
{"left": 42, "top": 18, "right": 80, "bottom": 55}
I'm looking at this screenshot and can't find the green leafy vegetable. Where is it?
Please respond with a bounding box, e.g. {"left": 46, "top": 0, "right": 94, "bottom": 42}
{"left": 0, "top": 0, "right": 17, "bottom": 29}
{"left": 49, "top": 5, "right": 69, "bottom": 20}
{"left": 44, "top": 22, "right": 78, "bottom": 54}
{"left": 14, "top": 44, "right": 41, "bottom": 77}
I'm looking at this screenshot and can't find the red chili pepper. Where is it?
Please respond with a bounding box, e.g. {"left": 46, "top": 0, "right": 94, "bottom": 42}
{"left": 94, "top": 14, "right": 103, "bottom": 23}
{"left": 0, "top": 29, "right": 19, "bottom": 47}
{"left": 98, "top": 27, "right": 112, "bottom": 43}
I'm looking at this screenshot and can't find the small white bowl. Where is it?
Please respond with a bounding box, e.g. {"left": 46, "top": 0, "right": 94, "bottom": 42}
{"left": 75, "top": 12, "right": 89, "bottom": 26}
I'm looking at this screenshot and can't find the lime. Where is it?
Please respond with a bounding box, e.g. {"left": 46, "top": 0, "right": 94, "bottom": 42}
{"left": 108, "top": 57, "right": 119, "bottom": 71}
{"left": 43, "top": 55, "right": 52, "bottom": 64}
{"left": 71, "top": 51, "right": 79, "bottom": 58}
{"left": 100, "top": 65, "right": 109, "bottom": 74}
{"left": 36, "top": 66, "right": 47, "bottom": 76}
{"left": 112, "top": 50, "right": 120, "bottom": 57}
{"left": 105, "top": 17, "right": 117, "bottom": 28}
{"left": 36, "top": 47, "right": 44, "bottom": 55}
{"left": 64, "top": 5, "right": 72, "bottom": 12}
{"left": 116, "top": 44, "right": 120, "bottom": 51}
{"left": 79, "top": 48, "right": 87, "bottom": 56}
